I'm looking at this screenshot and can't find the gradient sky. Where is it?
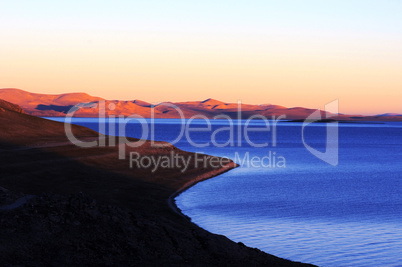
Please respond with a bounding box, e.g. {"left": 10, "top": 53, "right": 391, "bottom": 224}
{"left": 0, "top": 0, "right": 401, "bottom": 115}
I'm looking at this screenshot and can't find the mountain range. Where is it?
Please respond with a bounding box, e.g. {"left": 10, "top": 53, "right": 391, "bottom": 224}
{"left": 0, "top": 88, "right": 401, "bottom": 121}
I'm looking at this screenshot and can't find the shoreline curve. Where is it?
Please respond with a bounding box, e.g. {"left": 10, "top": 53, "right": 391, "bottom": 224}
{"left": 168, "top": 161, "right": 239, "bottom": 218}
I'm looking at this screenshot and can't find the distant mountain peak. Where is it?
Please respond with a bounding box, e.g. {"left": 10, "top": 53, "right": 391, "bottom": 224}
{"left": 376, "top": 113, "right": 402, "bottom": 117}
{"left": 201, "top": 98, "right": 225, "bottom": 105}
{"left": 132, "top": 100, "right": 152, "bottom": 107}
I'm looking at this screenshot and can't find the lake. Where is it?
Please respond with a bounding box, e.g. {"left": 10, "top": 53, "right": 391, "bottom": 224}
{"left": 47, "top": 117, "right": 402, "bottom": 267}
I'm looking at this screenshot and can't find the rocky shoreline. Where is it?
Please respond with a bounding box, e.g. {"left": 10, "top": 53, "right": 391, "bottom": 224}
{"left": 168, "top": 161, "right": 239, "bottom": 218}
{"left": 0, "top": 186, "right": 315, "bottom": 266}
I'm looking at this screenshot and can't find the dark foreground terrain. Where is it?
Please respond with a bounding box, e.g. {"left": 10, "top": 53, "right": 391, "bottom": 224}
{"left": 0, "top": 99, "right": 314, "bottom": 266}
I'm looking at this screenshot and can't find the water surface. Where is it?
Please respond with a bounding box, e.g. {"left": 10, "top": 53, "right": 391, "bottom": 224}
{"left": 47, "top": 117, "right": 402, "bottom": 267}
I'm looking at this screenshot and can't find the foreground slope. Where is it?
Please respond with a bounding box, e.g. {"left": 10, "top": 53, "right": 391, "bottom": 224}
{"left": 0, "top": 99, "right": 314, "bottom": 266}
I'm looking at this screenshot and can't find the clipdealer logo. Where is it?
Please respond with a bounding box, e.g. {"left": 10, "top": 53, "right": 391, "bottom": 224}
{"left": 302, "top": 100, "right": 339, "bottom": 166}
{"left": 63, "top": 99, "right": 339, "bottom": 168}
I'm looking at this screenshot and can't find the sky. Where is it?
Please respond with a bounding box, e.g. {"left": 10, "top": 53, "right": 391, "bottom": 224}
{"left": 0, "top": 0, "right": 401, "bottom": 115}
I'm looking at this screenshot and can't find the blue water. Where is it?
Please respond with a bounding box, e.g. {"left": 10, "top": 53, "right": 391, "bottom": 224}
{"left": 47, "top": 118, "right": 402, "bottom": 267}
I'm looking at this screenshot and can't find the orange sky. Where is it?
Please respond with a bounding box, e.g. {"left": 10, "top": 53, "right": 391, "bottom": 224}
{"left": 0, "top": 1, "right": 401, "bottom": 115}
